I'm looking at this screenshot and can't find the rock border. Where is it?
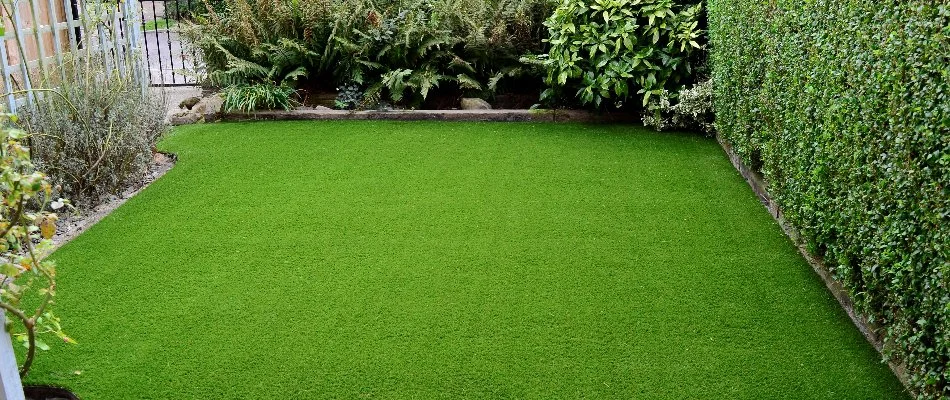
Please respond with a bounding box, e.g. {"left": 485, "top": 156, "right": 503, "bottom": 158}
{"left": 218, "top": 109, "right": 638, "bottom": 123}
{"left": 716, "top": 135, "right": 912, "bottom": 391}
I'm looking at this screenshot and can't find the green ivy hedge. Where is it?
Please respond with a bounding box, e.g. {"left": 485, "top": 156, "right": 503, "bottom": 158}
{"left": 708, "top": 1, "right": 949, "bottom": 398}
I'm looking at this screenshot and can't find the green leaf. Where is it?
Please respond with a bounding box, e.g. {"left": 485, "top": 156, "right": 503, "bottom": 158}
{"left": 0, "top": 263, "right": 18, "bottom": 277}
{"left": 456, "top": 74, "right": 482, "bottom": 91}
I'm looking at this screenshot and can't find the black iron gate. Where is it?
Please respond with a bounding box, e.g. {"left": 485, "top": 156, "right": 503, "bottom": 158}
{"left": 138, "top": 0, "right": 198, "bottom": 86}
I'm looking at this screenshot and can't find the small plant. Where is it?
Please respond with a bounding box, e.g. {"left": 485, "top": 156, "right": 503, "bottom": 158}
{"left": 643, "top": 79, "right": 714, "bottom": 134}
{"left": 0, "top": 113, "right": 75, "bottom": 377}
{"left": 222, "top": 83, "right": 297, "bottom": 112}
{"left": 334, "top": 83, "right": 363, "bottom": 110}
{"left": 525, "top": 0, "right": 704, "bottom": 108}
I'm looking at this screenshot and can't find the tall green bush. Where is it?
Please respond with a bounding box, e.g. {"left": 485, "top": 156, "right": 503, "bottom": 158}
{"left": 526, "top": 0, "right": 703, "bottom": 108}
{"left": 709, "top": 1, "right": 949, "bottom": 397}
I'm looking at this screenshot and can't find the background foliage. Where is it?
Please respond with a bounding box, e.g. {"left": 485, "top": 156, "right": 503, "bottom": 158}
{"left": 182, "top": 0, "right": 553, "bottom": 108}
{"left": 709, "top": 0, "right": 949, "bottom": 397}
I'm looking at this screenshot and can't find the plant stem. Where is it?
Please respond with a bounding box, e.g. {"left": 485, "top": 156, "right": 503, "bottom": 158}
{"left": 0, "top": 301, "right": 35, "bottom": 377}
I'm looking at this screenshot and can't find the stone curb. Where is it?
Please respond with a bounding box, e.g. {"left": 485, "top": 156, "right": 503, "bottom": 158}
{"left": 716, "top": 135, "right": 912, "bottom": 393}
{"left": 218, "top": 109, "right": 638, "bottom": 123}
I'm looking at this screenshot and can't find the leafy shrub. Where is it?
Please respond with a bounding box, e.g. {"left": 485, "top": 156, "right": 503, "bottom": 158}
{"left": 334, "top": 83, "right": 363, "bottom": 109}
{"left": 180, "top": 0, "right": 555, "bottom": 109}
{"left": 643, "top": 79, "right": 713, "bottom": 134}
{"left": 222, "top": 82, "right": 297, "bottom": 112}
{"left": 709, "top": 0, "right": 949, "bottom": 397}
{"left": 335, "top": 6, "right": 469, "bottom": 105}
{"left": 526, "top": 0, "right": 704, "bottom": 108}
{"left": 20, "top": 56, "right": 167, "bottom": 209}
{"left": 202, "top": 37, "right": 315, "bottom": 90}
{"left": 0, "top": 113, "right": 75, "bottom": 377}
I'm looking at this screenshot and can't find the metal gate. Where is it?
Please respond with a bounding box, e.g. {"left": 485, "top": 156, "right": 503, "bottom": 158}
{"left": 137, "top": 0, "right": 197, "bottom": 86}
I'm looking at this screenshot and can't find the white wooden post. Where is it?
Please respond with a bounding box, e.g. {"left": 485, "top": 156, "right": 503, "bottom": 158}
{"left": 45, "top": 0, "right": 67, "bottom": 83}
{"left": 0, "top": 34, "right": 17, "bottom": 112}
{"left": 96, "top": 9, "right": 111, "bottom": 78}
{"left": 110, "top": 3, "right": 124, "bottom": 76}
{"left": 62, "top": 0, "right": 79, "bottom": 58}
{"left": 0, "top": 314, "right": 24, "bottom": 400}
{"left": 10, "top": 3, "right": 36, "bottom": 107}
{"left": 28, "top": 0, "right": 50, "bottom": 83}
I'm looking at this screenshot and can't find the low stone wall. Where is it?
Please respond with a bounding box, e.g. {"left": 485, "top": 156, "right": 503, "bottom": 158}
{"left": 217, "top": 108, "right": 638, "bottom": 123}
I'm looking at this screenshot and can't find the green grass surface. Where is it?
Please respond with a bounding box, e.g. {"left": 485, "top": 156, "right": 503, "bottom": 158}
{"left": 143, "top": 19, "right": 177, "bottom": 31}
{"left": 26, "top": 121, "right": 907, "bottom": 399}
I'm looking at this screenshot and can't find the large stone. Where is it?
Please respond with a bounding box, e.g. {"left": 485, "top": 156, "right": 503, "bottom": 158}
{"left": 193, "top": 95, "right": 224, "bottom": 121}
{"left": 169, "top": 111, "right": 201, "bottom": 125}
{"left": 460, "top": 98, "right": 492, "bottom": 110}
{"left": 178, "top": 96, "right": 201, "bottom": 110}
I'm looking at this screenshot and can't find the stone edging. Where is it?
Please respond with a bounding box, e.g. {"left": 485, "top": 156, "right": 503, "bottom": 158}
{"left": 50, "top": 152, "right": 177, "bottom": 251}
{"left": 217, "top": 109, "right": 638, "bottom": 123}
{"left": 715, "top": 135, "right": 912, "bottom": 391}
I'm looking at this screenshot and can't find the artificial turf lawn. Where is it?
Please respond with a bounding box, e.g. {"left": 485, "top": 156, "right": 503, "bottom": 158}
{"left": 25, "top": 121, "right": 907, "bottom": 399}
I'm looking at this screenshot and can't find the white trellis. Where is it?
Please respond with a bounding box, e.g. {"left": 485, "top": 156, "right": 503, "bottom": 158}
{"left": 0, "top": 0, "right": 147, "bottom": 112}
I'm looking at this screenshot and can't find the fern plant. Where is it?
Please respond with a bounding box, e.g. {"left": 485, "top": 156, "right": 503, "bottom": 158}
{"left": 181, "top": 0, "right": 558, "bottom": 108}
{"left": 206, "top": 37, "right": 314, "bottom": 89}
{"left": 336, "top": 5, "right": 479, "bottom": 105}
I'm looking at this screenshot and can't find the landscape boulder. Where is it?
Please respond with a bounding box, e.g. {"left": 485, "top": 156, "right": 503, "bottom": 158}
{"left": 170, "top": 110, "right": 201, "bottom": 125}
{"left": 193, "top": 95, "right": 224, "bottom": 121}
{"left": 460, "top": 98, "right": 491, "bottom": 110}
{"left": 178, "top": 96, "right": 200, "bottom": 110}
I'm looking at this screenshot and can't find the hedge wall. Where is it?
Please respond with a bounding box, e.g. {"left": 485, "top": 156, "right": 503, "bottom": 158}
{"left": 708, "top": 1, "right": 949, "bottom": 398}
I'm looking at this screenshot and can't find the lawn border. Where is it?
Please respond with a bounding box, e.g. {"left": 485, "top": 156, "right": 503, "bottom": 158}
{"left": 716, "top": 134, "right": 912, "bottom": 391}
{"left": 217, "top": 109, "right": 638, "bottom": 123}
{"left": 50, "top": 152, "right": 177, "bottom": 251}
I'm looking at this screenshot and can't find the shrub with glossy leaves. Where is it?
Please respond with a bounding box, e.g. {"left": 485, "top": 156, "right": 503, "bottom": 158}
{"left": 527, "top": 0, "right": 703, "bottom": 108}
{"left": 642, "top": 78, "right": 713, "bottom": 134}
{"left": 709, "top": 0, "right": 950, "bottom": 397}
